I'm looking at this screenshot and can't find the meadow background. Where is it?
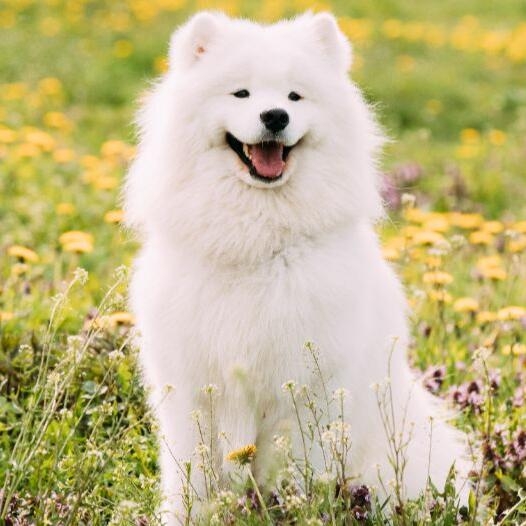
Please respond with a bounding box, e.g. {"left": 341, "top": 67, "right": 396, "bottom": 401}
{"left": 1, "top": 0, "right": 525, "bottom": 524}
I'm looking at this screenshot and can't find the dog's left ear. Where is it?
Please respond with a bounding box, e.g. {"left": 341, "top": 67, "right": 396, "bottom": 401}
{"left": 310, "top": 13, "right": 352, "bottom": 73}
{"left": 169, "top": 12, "right": 221, "bottom": 70}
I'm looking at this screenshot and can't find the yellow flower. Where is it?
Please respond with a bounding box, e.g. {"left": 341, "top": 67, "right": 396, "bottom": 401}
{"left": 424, "top": 255, "right": 442, "bottom": 268}
{"left": 25, "top": 129, "right": 55, "bottom": 151}
{"left": 154, "top": 55, "right": 168, "bottom": 73}
{"left": 59, "top": 231, "right": 94, "bottom": 253}
{"left": 497, "top": 306, "right": 526, "bottom": 321}
{"left": 403, "top": 207, "right": 428, "bottom": 223}
{"left": 53, "top": 148, "right": 75, "bottom": 163}
{"left": 56, "top": 202, "right": 75, "bottom": 215}
{"left": 382, "top": 247, "right": 400, "bottom": 261}
{"left": 512, "top": 221, "right": 526, "bottom": 234}
{"left": 92, "top": 175, "right": 118, "bottom": 190}
{"left": 382, "top": 19, "right": 403, "bottom": 39}
{"left": 0, "top": 311, "right": 14, "bottom": 322}
{"left": 423, "top": 215, "right": 450, "bottom": 233}
{"left": 101, "top": 140, "right": 129, "bottom": 158}
{"left": 44, "top": 111, "right": 71, "bottom": 130}
{"left": 107, "top": 311, "right": 135, "bottom": 327}
{"left": 481, "top": 221, "right": 504, "bottom": 234}
{"left": 0, "top": 127, "right": 16, "bottom": 143}
{"left": 448, "top": 212, "right": 483, "bottom": 229}
{"left": 477, "top": 311, "right": 497, "bottom": 324}
{"left": 508, "top": 236, "right": 526, "bottom": 253}
{"left": 104, "top": 209, "right": 124, "bottom": 224}
{"left": 453, "top": 297, "right": 479, "bottom": 313}
{"left": 469, "top": 231, "right": 494, "bottom": 245}
{"left": 7, "top": 245, "right": 39, "bottom": 263}
{"left": 478, "top": 267, "right": 507, "bottom": 281}
{"left": 226, "top": 444, "right": 257, "bottom": 465}
{"left": 423, "top": 271, "right": 453, "bottom": 285}
{"left": 411, "top": 230, "right": 445, "bottom": 246}
{"left": 38, "top": 77, "right": 63, "bottom": 96}
{"left": 476, "top": 255, "right": 502, "bottom": 270}
{"left": 460, "top": 128, "right": 480, "bottom": 144}
{"left": 59, "top": 230, "right": 94, "bottom": 246}
{"left": 62, "top": 239, "right": 94, "bottom": 254}
{"left": 488, "top": 129, "right": 506, "bottom": 146}
{"left": 400, "top": 225, "right": 421, "bottom": 239}
{"left": 12, "top": 263, "right": 30, "bottom": 276}
{"left": 81, "top": 155, "right": 99, "bottom": 169}
{"left": 502, "top": 343, "right": 526, "bottom": 356}
{"left": 428, "top": 290, "right": 452, "bottom": 303}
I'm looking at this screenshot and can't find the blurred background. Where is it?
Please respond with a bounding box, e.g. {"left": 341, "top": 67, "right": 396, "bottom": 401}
{"left": 1, "top": 1, "right": 526, "bottom": 524}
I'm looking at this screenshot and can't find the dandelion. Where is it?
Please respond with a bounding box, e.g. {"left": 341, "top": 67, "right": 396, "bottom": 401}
{"left": 478, "top": 266, "right": 507, "bottom": 281}
{"left": 488, "top": 129, "right": 506, "bottom": 145}
{"left": 104, "top": 209, "right": 124, "bottom": 223}
{"left": 53, "top": 148, "right": 75, "bottom": 163}
{"left": 448, "top": 212, "right": 483, "bottom": 229}
{"left": 477, "top": 311, "right": 497, "bottom": 324}
{"left": 469, "top": 231, "right": 494, "bottom": 245}
{"left": 107, "top": 311, "right": 135, "bottom": 327}
{"left": 508, "top": 236, "right": 526, "bottom": 253}
{"left": 411, "top": 230, "right": 445, "bottom": 246}
{"left": 56, "top": 202, "right": 75, "bottom": 215}
{"left": 59, "top": 230, "right": 94, "bottom": 253}
{"left": 428, "top": 289, "right": 452, "bottom": 303}
{"left": 497, "top": 306, "right": 526, "bottom": 321}
{"left": 481, "top": 220, "right": 504, "bottom": 234}
{"left": 7, "top": 245, "right": 39, "bottom": 263}
{"left": 382, "top": 246, "right": 400, "bottom": 261}
{"left": 59, "top": 230, "right": 94, "bottom": 245}
{"left": 423, "top": 215, "right": 449, "bottom": 233}
{"left": 423, "top": 271, "right": 453, "bottom": 285}
{"left": 226, "top": 444, "right": 257, "bottom": 465}
{"left": 502, "top": 344, "right": 526, "bottom": 356}
{"left": 0, "top": 311, "right": 14, "bottom": 322}
{"left": 460, "top": 128, "right": 481, "bottom": 144}
{"left": 512, "top": 221, "right": 526, "bottom": 234}
{"left": 62, "top": 239, "right": 93, "bottom": 254}
{"left": 453, "top": 297, "right": 479, "bottom": 313}
{"left": 11, "top": 263, "right": 29, "bottom": 276}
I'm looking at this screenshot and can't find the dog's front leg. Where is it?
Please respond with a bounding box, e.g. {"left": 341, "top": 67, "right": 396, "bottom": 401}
{"left": 155, "top": 389, "right": 207, "bottom": 526}
{"left": 216, "top": 385, "right": 258, "bottom": 484}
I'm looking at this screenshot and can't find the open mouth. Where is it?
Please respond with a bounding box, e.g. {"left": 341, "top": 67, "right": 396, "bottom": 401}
{"left": 226, "top": 132, "right": 295, "bottom": 183}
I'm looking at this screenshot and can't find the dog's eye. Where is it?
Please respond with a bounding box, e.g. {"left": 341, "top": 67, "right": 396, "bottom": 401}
{"left": 288, "top": 91, "right": 302, "bottom": 101}
{"left": 232, "top": 89, "right": 250, "bottom": 98}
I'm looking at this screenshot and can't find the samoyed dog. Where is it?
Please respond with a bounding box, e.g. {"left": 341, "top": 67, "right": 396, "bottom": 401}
{"left": 125, "top": 11, "right": 471, "bottom": 523}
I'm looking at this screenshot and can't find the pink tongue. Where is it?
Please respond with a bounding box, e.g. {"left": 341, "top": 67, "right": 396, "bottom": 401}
{"left": 249, "top": 143, "right": 284, "bottom": 178}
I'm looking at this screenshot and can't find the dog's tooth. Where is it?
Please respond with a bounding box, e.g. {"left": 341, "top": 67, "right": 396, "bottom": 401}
{"left": 243, "top": 144, "right": 250, "bottom": 158}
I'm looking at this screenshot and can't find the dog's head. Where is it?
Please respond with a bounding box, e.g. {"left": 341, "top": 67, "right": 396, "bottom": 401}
{"left": 125, "top": 13, "right": 384, "bottom": 264}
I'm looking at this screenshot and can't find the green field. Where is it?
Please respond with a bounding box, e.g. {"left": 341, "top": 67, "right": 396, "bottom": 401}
{"left": 1, "top": 0, "right": 525, "bottom": 524}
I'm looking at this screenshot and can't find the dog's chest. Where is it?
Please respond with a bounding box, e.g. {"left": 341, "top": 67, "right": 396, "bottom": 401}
{"left": 168, "top": 234, "right": 370, "bottom": 386}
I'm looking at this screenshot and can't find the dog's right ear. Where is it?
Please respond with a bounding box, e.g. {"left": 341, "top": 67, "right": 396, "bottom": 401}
{"left": 169, "top": 12, "right": 220, "bottom": 69}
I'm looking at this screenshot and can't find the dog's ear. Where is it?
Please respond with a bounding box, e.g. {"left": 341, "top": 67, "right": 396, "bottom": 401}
{"left": 169, "top": 12, "right": 221, "bottom": 69}
{"left": 310, "top": 13, "right": 352, "bottom": 73}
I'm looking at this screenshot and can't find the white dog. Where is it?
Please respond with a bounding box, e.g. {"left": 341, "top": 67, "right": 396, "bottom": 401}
{"left": 125, "top": 12, "right": 471, "bottom": 523}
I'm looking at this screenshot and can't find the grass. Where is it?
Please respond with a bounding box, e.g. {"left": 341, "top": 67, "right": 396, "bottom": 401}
{"left": 0, "top": 0, "right": 525, "bottom": 524}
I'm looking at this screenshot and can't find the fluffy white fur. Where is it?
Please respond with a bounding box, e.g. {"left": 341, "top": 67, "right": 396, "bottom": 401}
{"left": 125, "top": 12, "right": 471, "bottom": 524}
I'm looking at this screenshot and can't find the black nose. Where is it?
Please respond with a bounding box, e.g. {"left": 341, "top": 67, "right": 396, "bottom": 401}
{"left": 260, "top": 108, "right": 289, "bottom": 133}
